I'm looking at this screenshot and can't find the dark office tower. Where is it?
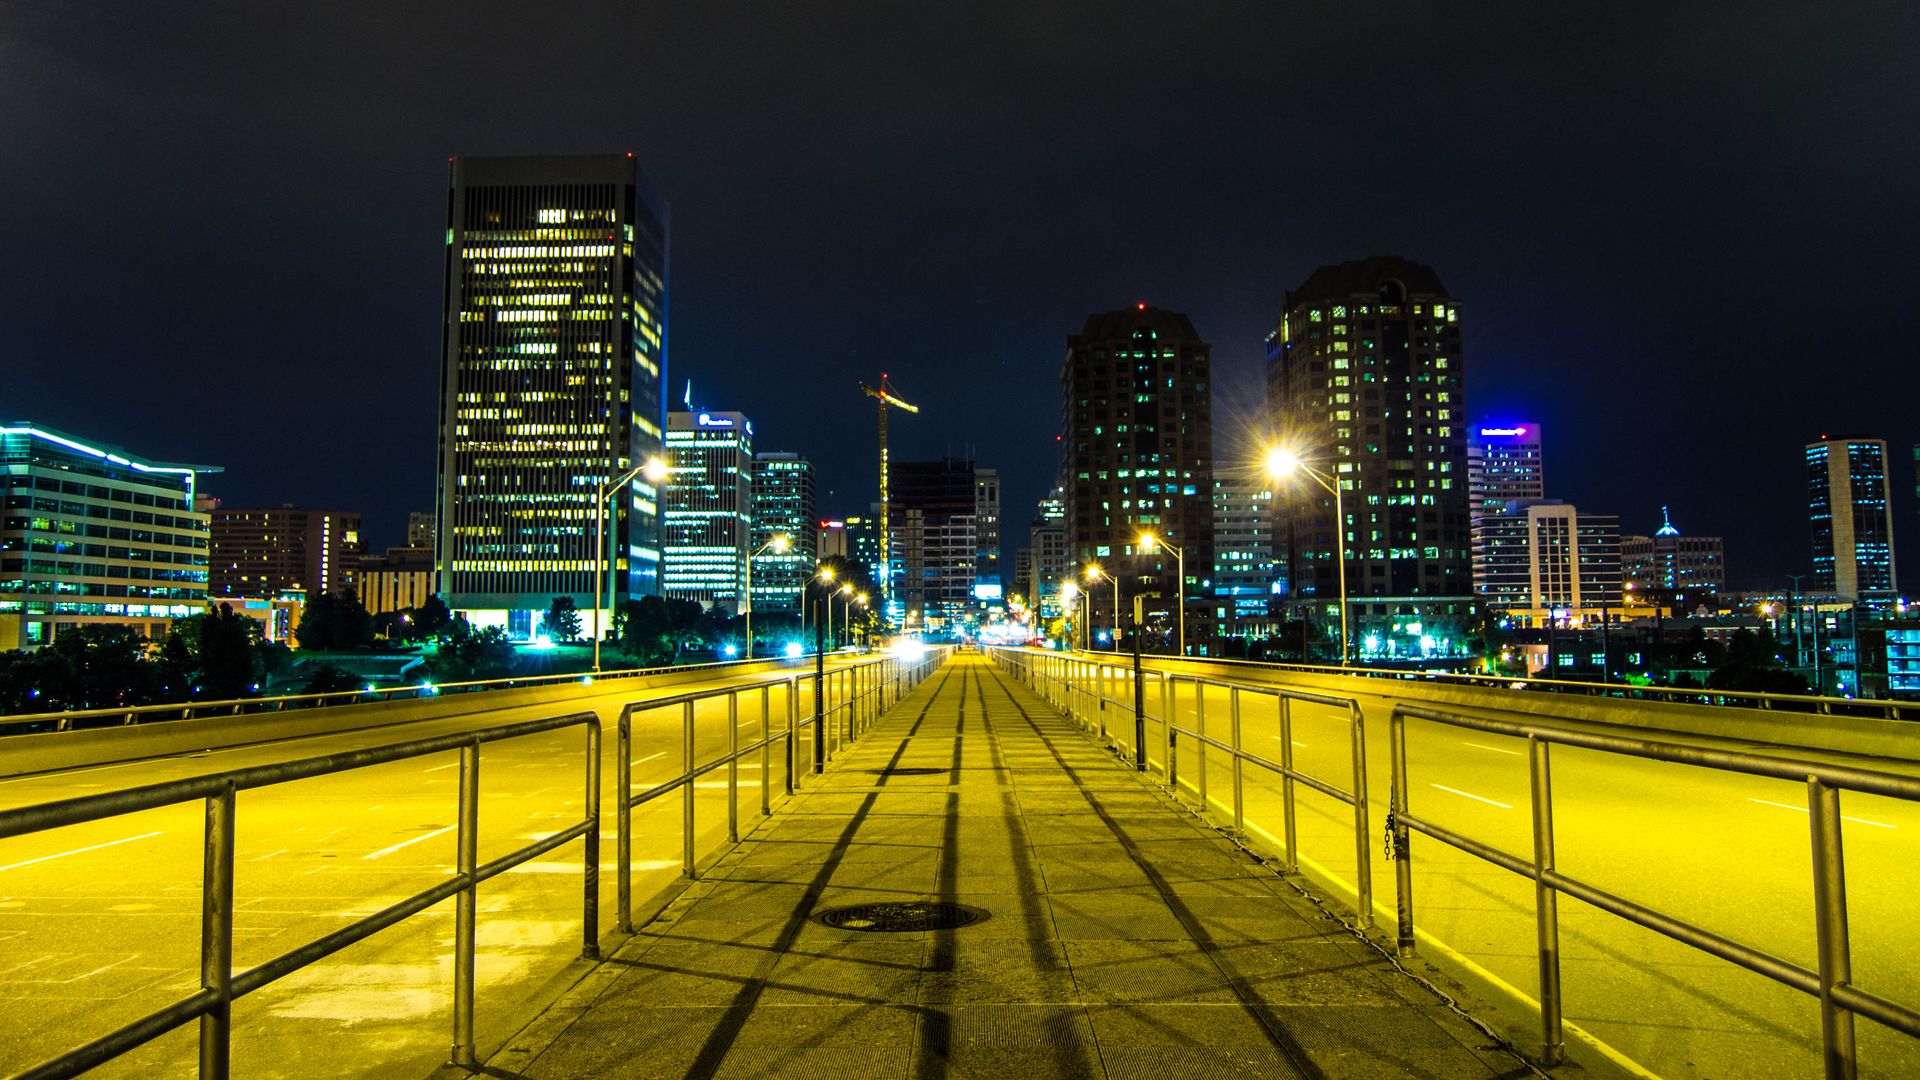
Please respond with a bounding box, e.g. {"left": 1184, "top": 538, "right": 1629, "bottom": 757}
{"left": 436, "top": 154, "right": 668, "bottom": 639}
{"left": 1264, "top": 258, "right": 1473, "bottom": 660}
{"left": 890, "top": 458, "right": 998, "bottom": 631}
{"left": 1808, "top": 435, "right": 1897, "bottom": 604}
{"left": 750, "top": 452, "right": 817, "bottom": 616}
{"left": 1062, "top": 306, "right": 1214, "bottom": 647}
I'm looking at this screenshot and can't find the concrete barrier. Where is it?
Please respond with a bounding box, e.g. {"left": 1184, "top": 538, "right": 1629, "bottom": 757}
{"left": 0, "top": 657, "right": 819, "bottom": 779}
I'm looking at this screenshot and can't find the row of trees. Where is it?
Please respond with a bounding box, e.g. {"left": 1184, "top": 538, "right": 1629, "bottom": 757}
{"left": 0, "top": 605, "right": 292, "bottom": 714}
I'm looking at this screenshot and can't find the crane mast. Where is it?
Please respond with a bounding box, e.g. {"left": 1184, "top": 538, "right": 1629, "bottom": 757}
{"left": 859, "top": 374, "right": 920, "bottom": 621}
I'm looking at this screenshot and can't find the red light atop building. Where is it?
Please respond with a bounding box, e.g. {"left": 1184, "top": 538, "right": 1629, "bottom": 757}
{"left": 1137, "top": 302, "right": 1146, "bottom": 310}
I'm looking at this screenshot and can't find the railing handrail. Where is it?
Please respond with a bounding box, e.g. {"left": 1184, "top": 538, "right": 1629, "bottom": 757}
{"left": 1038, "top": 646, "right": 1919, "bottom": 721}
{"left": 0, "top": 651, "right": 838, "bottom": 733}
{"left": 1387, "top": 700, "right": 1920, "bottom": 1075}
{"left": 0, "top": 645, "right": 955, "bottom": 1079}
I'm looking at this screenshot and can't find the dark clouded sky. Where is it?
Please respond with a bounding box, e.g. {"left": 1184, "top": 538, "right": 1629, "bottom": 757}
{"left": 3, "top": 2, "right": 1916, "bottom": 586}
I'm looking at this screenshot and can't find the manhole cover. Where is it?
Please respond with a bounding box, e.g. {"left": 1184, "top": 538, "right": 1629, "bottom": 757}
{"left": 868, "top": 766, "right": 947, "bottom": 776}
{"left": 815, "top": 901, "right": 985, "bottom": 932}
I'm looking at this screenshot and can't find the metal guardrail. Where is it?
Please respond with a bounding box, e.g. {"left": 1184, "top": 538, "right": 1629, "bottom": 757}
{"left": 1085, "top": 647, "right": 1920, "bottom": 722}
{"left": 0, "top": 652, "right": 828, "bottom": 734}
{"left": 1387, "top": 703, "right": 1920, "bottom": 1078}
{"left": 0, "top": 648, "right": 949, "bottom": 1079}
{"left": 992, "top": 648, "right": 1375, "bottom": 928}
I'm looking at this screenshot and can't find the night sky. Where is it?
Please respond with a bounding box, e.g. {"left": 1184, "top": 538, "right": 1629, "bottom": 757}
{"left": 4, "top": 2, "right": 1915, "bottom": 588}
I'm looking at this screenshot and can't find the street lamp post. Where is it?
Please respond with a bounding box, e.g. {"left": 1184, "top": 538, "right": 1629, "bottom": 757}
{"left": 1062, "top": 581, "right": 1081, "bottom": 650}
{"left": 1135, "top": 533, "right": 1184, "bottom": 656}
{"left": 805, "top": 565, "right": 835, "bottom": 653}
{"left": 1085, "top": 563, "right": 1120, "bottom": 650}
{"left": 1266, "top": 449, "right": 1349, "bottom": 667}
{"left": 594, "top": 458, "right": 667, "bottom": 673}
{"left": 743, "top": 534, "right": 791, "bottom": 661}
{"left": 833, "top": 584, "right": 857, "bottom": 650}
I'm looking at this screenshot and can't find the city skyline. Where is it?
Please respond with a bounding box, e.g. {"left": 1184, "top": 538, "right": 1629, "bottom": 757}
{"left": 5, "top": 4, "right": 1918, "bottom": 589}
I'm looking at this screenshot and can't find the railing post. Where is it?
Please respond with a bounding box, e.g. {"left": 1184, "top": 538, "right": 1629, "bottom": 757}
{"left": 583, "top": 718, "right": 601, "bottom": 961}
{"left": 452, "top": 740, "right": 480, "bottom": 1067}
{"left": 1193, "top": 680, "right": 1207, "bottom": 807}
{"left": 200, "top": 782, "right": 237, "bottom": 1080}
{"left": 1528, "top": 736, "right": 1563, "bottom": 1065}
{"left": 1809, "top": 777, "right": 1858, "bottom": 1080}
{"left": 761, "top": 686, "right": 773, "bottom": 817}
{"left": 1389, "top": 710, "right": 1415, "bottom": 958}
{"left": 787, "top": 677, "right": 799, "bottom": 794}
{"left": 1229, "top": 688, "right": 1244, "bottom": 836}
{"left": 1132, "top": 636, "right": 1147, "bottom": 771}
{"left": 1167, "top": 678, "right": 1181, "bottom": 792}
{"left": 617, "top": 706, "right": 633, "bottom": 933}
{"left": 1350, "top": 701, "right": 1373, "bottom": 931}
{"left": 1279, "top": 696, "right": 1297, "bottom": 873}
{"left": 726, "top": 692, "right": 739, "bottom": 844}
{"left": 682, "top": 700, "right": 697, "bottom": 878}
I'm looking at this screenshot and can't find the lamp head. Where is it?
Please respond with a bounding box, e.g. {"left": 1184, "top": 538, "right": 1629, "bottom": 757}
{"left": 642, "top": 458, "right": 669, "bottom": 483}
{"left": 1137, "top": 532, "right": 1157, "bottom": 553}
{"left": 771, "top": 534, "right": 790, "bottom": 554}
{"left": 1265, "top": 447, "right": 1301, "bottom": 478}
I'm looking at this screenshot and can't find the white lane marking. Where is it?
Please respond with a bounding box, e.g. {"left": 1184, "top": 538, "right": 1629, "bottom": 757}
{"left": 0, "top": 831, "right": 165, "bottom": 874}
{"left": 1749, "top": 798, "right": 1895, "bottom": 829}
{"left": 422, "top": 762, "right": 459, "bottom": 773}
{"left": 1430, "top": 784, "right": 1512, "bottom": 809}
{"left": 256, "top": 849, "right": 288, "bottom": 861}
{"left": 1463, "top": 741, "right": 1523, "bottom": 757}
{"left": 631, "top": 752, "right": 667, "bottom": 767}
{"left": 1268, "top": 736, "right": 1308, "bottom": 748}
{"left": 362, "top": 824, "right": 457, "bottom": 860}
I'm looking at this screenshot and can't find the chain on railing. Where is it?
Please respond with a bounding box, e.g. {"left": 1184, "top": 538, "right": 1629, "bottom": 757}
{"left": 1387, "top": 702, "right": 1920, "bottom": 1077}
{"left": 989, "top": 647, "right": 1374, "bottom": 929}
{"left": 0, "top": 648, "right": 952, "bottom": 1079}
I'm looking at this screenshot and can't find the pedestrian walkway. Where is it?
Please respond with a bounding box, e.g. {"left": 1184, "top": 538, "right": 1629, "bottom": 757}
{"left": 482, "top": 654, "right": 1529, "bottom": 1079}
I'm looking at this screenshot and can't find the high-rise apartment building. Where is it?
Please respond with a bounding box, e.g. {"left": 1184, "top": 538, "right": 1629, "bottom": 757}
{"left": 1621, "top": 508, "right": 1725, "bottom": 601}
{"left": 0, "top": 422, "right": 217, "bottom": 649}
{"left": 1029, "top": 487, "right": 1070, "bottom": 618}
{"left": 210, "top": 507, "right": 363, "bottom": 600}
{"left": 750, "top": 452, "right": 817, "bottom": 615}
{"left": 1062, "top": 306, "right": 1214, "bottom": 647}
{"left": 1213, "top": 478, "right": 1276, "bottom": 632}
{"left": 663, "top": 411, "right": 752, "bottom": 612}
{"left": 1265, "top": 257, "right": 1473, "bottom": 659}
{"left": 974, "top": 467, "right": 1002, "bottom": 601}
{"left": 1474, "top": 500, "right": 1622, "bottom": 625}
{"left": 1808, "top": 435, "right": 1897, "bottom": 604}
{"left": 435, "top": 154, "right": 669, "bottom": 638}
{"left": 890, "top": 458, "right": 998, "bottom": 630}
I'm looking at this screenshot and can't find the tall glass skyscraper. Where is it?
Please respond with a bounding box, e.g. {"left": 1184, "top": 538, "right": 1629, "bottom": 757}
{"left": 435, "top": 154, "right": 668, "bottom": 637}
{"left": 1807, "top": 435, "right": 1897, "bottom": 604}
{"left": 1265, "top": 257, "right": 1473, "bottom": 659}
{"left": 663, "top": 411, "right": 753, "bottom": 612}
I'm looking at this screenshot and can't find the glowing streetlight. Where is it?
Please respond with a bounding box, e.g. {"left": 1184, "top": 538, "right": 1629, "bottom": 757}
{"left": 1267, "top": 447, "right": 1349, "bottom": 666}
{"left": 1084, "top": 562, "right": 1120, "bottom": 650}
{"left": 742, "top": 533, "right": 791, "bottom": 660}
{"left": 1136, "top": 531, "right": 1185, "bottom": 656}
{"left": 593, "top": 456, "right": 669, "bottom": 673}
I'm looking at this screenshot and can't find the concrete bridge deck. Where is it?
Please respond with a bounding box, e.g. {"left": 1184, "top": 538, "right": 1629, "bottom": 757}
{"left": 479, "top": 653, "right": 1526, "bottom": 1079}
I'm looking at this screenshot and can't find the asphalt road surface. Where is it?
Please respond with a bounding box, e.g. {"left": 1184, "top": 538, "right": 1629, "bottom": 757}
{"left": 0, "top": 656, "right": 882, "bottom": 1079}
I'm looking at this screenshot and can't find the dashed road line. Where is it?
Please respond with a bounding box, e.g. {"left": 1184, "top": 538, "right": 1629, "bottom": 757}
{"left": 1430, "top": 784, "right": 1512, "bottom": 809}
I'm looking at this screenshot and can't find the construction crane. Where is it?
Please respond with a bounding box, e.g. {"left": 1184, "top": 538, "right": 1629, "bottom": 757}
{"left": 860, "top": 374, "right": 920, "bottom": 618}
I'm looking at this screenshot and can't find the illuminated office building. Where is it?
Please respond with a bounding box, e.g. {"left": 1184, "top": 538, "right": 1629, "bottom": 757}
{"left": 663, "top": 411, "right": 752, "bottom": 612}
{"left": 890, "top": 458, "right": 999, "bottom": 628}
{"left": 1621, "top": 508, "right": 1724, "bottom": 602}
{"left": 1265, "top": 257, "right": 1473, "bottom": 658}
{"left": 1468, "top": 422, "right": 1543, "bottom": 519}
{"left": 1808, "top": 435, "right": 1897, "bottom": 604}
{"left": 0, "top": 422, "right": 217, "bottom": 649}
{"left": 436, "top": 154, "right": 669, "bottom": 637}
{"left": 749, "top": 452, "right": 816, "bottom": 615}
{"left": 1062, "top": 306, "right": 1215, "bottom": 645}
{"left": 209, "top": 507, "right": 362, "bottom": 600}
{"left": 1474, "top": 500, "right": 1622, "bottom": 625}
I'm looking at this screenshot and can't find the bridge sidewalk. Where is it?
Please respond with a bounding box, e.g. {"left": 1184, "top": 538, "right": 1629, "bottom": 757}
{"left": 479, "top": 654, "right": 1528, "bottom": 1079}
